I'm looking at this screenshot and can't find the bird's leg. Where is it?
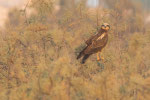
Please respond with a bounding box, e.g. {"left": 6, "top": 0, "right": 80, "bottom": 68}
{"left": 97, "top": 52, "right": 100, "bottom": 61}
{"left": 100, "top": 52, "right": 104, "bottom": 61}
{"left": 97, "top": 51, "right": 104, "bottom": 61}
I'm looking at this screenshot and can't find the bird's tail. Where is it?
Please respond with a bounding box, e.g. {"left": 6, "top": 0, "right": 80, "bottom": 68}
{"left": 81, "top": 54, "right": 90, "bottom": 64}
{"left": 77, "top": 46, "right": 88, "bottom": 59}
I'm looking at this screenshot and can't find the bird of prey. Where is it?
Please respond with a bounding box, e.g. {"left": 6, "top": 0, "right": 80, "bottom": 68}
{"left": 77, "top": 23, "right": 110, "bottom": 64}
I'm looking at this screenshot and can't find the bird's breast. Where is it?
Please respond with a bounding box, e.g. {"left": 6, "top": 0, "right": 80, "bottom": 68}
{"left": 97, "top": 32, "right": 106, "bottom": 40}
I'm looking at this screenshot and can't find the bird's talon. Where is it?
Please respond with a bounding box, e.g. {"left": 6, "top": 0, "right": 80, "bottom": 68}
{"left": 97, "top": 57, "right": 104, "bottom": 61}
{"left": 100, "top": 57, "right": 104, "bottom": 61}
{"left": 97, "top": 58, "right": 100, "bottom": 61}
{"left": 98, "top": 56, "right": 104, "bottom": 61}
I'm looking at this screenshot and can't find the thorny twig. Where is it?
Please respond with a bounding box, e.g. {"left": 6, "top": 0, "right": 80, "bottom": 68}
{"left": 21, "top": 0, "right": 32, "bottom": 24}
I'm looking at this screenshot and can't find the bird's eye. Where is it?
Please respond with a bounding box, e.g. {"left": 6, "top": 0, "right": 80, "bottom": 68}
{"left": 107, "top": 25, "right": 110, "bottom": 28}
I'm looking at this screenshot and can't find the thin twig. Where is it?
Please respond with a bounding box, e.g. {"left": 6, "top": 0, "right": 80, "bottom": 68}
{"left": 22, "top": 0, "right": 32, "bottom": 24}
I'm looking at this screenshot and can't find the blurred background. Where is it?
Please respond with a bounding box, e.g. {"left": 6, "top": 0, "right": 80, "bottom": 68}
{"left": 0, "top": 0, "right": 150, "bottom": 100}
{"left": 0, "top": 0, "right": 150, "bottom": 27}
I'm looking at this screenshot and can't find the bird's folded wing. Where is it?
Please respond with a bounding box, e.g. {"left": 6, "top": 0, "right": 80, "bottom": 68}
{"left": 85, "top": 34, "right": 97, "bottom": 45}
{"left": 91, "top": 37, "right": 107, "bottom": 48}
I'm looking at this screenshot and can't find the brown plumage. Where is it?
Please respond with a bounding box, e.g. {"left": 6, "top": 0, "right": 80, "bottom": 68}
{"left": 77, "top": 23, "right": 110, "bottom": 64}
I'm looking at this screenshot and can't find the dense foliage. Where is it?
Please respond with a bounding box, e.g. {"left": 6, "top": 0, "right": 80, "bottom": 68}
{"left": 0, "top": 0, "right": 150, "bottom": 100}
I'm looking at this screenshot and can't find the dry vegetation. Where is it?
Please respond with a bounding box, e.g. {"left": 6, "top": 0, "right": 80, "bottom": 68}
{"left": 0, "top": 0, "right": 150, "bottom": 100}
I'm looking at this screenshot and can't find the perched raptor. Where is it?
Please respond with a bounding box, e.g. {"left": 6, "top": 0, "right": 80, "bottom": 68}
{"left": 77, "top": 23, "right": 110, "bottom": 64}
